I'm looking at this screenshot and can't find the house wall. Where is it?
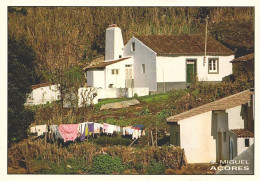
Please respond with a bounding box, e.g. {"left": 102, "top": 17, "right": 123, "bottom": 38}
{"left": 226, "top": 105, "right": 245, "bottom": 130}
{"left": 123, "top": 37, "right": 157, "bottom": 91}
{"left": 25, "top": 85, "right": 60, "bottom": 106}
{"left": 87, "top": 69, "right": 105, "bottom": 88}
{"left": 178, "top": 111, "right": 216, "bottom": 163}
{"left": 155, "top": 55, "right": 233, "bottom": 92}
{"left": 237, "top": 137, "right": 254, "bottom": 156}
{"left": 156, "top": 56, "right": 186, "bottom": 91}
{"left": 105, "top": 58, "right": 133, "bottom": 88}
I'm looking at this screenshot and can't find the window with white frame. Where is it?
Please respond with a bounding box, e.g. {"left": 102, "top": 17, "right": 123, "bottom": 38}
{"left": 111, "top": 69, "right": 119, "bottom": 75}
{"left": 141, "top": 64, "right": 145, "bottom": 74}
{"left": 208, "top": 58, "right": 219, "bottom": 73}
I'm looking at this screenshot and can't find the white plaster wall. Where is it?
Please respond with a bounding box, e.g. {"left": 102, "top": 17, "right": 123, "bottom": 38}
{"left": 127, "top": 87, "right": 149, "bottom": 97}
{"left": 179, "top": 111, "right": 216, "bottom": 163}
{"left": 237, "top": 137, "right": 254, "bottom": 156}
{"left": 156, "top": 56, "right": 186, "bottom": 82}
{"left": 196, "top": 55, "right": 234, "bottom": 81}
{"left": 93, "top": 70, "right": 105, "bottom": 88}
{"left": 105, "top": 27, "right": 124, "bottom": 61}
{"left": 156, "top": 55, "right": 233, "bottom": 83}
{"left": 105, "top": 58, "right": 133, "bottom": 88}
{"left": 226, "top": 105, "right": 245, "bottom": 130}
{"left": 25, "top": 85, "right": 60, "bottom": 106}
{"left": 78, "top": 87, "right": 149, "bottom": 106}
{"left": 123, "top": 37, "right": 157, "bottom": 91}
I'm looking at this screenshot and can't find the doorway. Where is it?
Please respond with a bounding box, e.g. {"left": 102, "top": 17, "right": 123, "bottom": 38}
{"left": 186, "top": 59, "right": 197, "bottom": 83}
{"left": 125, "top": 64, "right": 134, "bottom": 88}
{"left": 217, "top": 132, "right": 223, "bottom": 162}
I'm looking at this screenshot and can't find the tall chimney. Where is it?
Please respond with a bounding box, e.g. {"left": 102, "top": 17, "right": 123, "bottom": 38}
{"left": 105, "top": 24, "right": 124, "bottom": 61}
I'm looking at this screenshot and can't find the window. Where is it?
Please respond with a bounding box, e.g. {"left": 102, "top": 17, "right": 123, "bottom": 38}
{"left": 131, "top": 42, "right": 135, "bottom": 51}
{"left": 111, "top": 69, "right": 119, "bottom": 75}
{"left": 142, "top": 64, "right": 145, "bottom": 74}
{"left": 208, "top": 58, "right": 219, "bottom": 73}
{"left": 119, "top": 55, "right": 122, "bottom": 58}
{"left": 245, "top": 139, "right": 249, "bottom": 147}
{"left": 223, "top": 132, "right": 227, "bottom": 142}
{"left": 125, "top": 64, "right": 132, "bottom": 67}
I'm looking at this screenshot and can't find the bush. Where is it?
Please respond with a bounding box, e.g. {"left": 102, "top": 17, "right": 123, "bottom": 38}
{"left": 146, "top": 160, "right": 166, "bottom": 175}
{"left": 91, "top": 136, "right": 132, "bottom": 146}
{"left": 91, "top": 154, "right": 125, "bottom": 174}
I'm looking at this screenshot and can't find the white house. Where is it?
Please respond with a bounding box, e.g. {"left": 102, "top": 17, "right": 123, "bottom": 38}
{"left": 83, "top": 24, "right": 234, "bottom": 105}
{"left": 166, "top": 89, "right": 254, "bottom": 163}
{"left": 25, "top": 83, "right": 61, "bottom": 106}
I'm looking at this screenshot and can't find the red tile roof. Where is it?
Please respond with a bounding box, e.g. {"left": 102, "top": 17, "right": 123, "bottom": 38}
{"left": 135, "top": 34, "right": 234, "bottom": 56}
{"left": 231, "top": 129, "right": 254, "bottom": 138}
{"left": 31, "top": 82, "right": 52, "bottom": 89}
{"left": 230, "top": 53, "right": 254, "bottom": 63}
{"left": 85, "top": 57, "right": 131, "bottom": 70}
{"left": 167, "top": 89, "right": 253, "bottom": 123}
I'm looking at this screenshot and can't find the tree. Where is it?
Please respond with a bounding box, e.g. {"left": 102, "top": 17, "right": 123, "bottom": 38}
{"left": 8, "top": 36, "right": 37, "bottom": 145}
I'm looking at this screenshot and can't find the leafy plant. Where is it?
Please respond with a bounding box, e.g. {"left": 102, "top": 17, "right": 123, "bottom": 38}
{"left": 146, "top": 160, "right": 166, "bottom": 175}
{"left": 91, "top": 154, "right": 125, "bottom": 174}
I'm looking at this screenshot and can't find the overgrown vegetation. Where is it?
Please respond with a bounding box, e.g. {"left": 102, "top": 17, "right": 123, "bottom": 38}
{"left": 8, "top": 139, "right": 186, "bottom": 174}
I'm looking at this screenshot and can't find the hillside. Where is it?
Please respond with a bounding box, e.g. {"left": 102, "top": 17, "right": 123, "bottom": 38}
{"left": 8, "top": 7, "right": 254, "bottom": 82}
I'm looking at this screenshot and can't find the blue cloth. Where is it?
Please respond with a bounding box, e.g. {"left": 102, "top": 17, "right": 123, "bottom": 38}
{"left": 88, "top": 123, "right": 94, "bottom": 133}
{"left": 133, "top": 125, "right": 144, "bottom": 130}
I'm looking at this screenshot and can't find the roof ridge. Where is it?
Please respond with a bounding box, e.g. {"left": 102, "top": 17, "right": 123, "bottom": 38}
{"left": 167, "top": 89, "right": 252, "bottom": 122}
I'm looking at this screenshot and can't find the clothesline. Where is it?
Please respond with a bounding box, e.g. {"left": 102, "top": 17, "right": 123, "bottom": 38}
{"left": 30, "top": 122, "right": 145, "bottom": 142}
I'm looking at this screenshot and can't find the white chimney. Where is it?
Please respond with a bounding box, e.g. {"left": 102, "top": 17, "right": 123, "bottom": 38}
{"left": 105, "top": 24, "right": 124, "bottom": 61}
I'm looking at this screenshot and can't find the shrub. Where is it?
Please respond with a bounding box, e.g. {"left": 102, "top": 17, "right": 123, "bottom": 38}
{"left": 91, "top": 154, "right": 125, "bottom": 174}
{"left": 146, "top": 160, "right": 166, "bottom": 174}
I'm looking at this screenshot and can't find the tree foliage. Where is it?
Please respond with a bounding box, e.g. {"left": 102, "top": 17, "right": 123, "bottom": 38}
{"left": 8, "top": 36, "right": 37, "bottom": 144}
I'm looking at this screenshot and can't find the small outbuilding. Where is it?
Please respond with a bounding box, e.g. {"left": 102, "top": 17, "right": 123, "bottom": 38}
{"left": 230, "top": 53, "right": 254, "bottom": 76}
{"left": 166, "top": 89, "right": 254, "bottom": 163}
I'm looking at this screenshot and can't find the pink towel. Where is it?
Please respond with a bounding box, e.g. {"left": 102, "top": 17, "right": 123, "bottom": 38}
{"left": 58, "top": 124, "right": 79, "bottom": 142}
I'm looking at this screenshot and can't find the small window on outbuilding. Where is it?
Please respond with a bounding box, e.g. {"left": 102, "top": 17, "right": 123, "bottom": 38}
{"left": 141, "top": 64, "right": 145, "bottom": 74}
{"left": 245, "top": 138, "right": 250, "bottom": 147}
{"left": 131, "top": 42, "right": 135, "bottom": 51}
{"left": 119, "top": 55, "right": 122, "bottom": 58}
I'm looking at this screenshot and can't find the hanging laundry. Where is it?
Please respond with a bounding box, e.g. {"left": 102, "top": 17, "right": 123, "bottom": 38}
{"left": 126, "top": 126, "right": 133, "bottom": 135}
{"left": 133, "top": 125, "right": 144, "bottom": 130}
{"left": 58, "top": 124, "right": 79, "bottom": 142}
{"left": 103, "top": 123, "right": 109, "bottom": 133}
{"left": 94, "top": 123, "right": 103, "bottom": 134}
{"left": 132, "top": 129, "right": 139, "bottom": 140}
{"left": 107, "top": 124, "right": 114, "bottom": 134}
{"left": 85, "top": 124, "right": 89, "bottom": 137}
{"left": 50, "top": 125, "right": 63, "bottom": 140}
{"left": 88, "top": 122, "right": 94, "bottom": 134}
{"left": 123, "top": 127, "right": 126, "bottom": 136}
{"left": 80, "top": 124, "right": 86, "bottom": 141}
{"left": 35, "top": 125, "right": 47, "bottom": 137}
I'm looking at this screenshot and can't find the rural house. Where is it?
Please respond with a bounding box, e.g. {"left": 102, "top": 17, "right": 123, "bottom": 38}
{"left": 25, "top": 83, "right": 61, "bottom": 106}
{"left": 166, "top": 89, "right": 254, "bottom": 163}
{"left": 81, "top": 24, "right": 234, "bottom": 105}
{"left": 230, "top": 53, "right": 254, "bottom": 76}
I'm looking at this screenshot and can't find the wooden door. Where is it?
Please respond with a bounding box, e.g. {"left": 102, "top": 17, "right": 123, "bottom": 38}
{"left": 186, "top": 59, "right": 196, "bottom": 83}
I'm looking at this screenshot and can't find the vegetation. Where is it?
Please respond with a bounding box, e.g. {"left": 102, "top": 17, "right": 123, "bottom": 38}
{"left": 8, "top": 36, "right": 39, "bottom": 145}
